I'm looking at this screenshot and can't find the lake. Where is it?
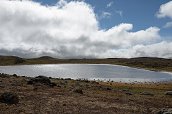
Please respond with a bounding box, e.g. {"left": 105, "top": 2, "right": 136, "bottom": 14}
{"left": 0, "top": 64, "right": 172, "bottom": 82}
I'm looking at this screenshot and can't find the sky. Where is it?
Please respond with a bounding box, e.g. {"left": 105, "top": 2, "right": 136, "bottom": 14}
{"left": 0, "top": 0, "right": 172, "bottom": 58}
{"left": 35, "top": 0, "right": 172, "bottom": 36}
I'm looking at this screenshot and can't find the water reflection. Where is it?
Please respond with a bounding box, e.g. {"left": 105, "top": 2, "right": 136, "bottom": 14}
{"left": 0, "top": 64, "right": 172, "bottom": 83}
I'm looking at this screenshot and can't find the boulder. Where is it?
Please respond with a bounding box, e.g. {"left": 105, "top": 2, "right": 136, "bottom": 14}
{"left": 165, "top": 91, "right": 172, "bottom": 96}
{"left": 27, "top": 76, "right": 56, "bottom": 87}
{"left": 140, "top": 92, "right": 154, "bottom": 96}
{"left": 49, "top": 82, "right": 57, "bottom": 87}
{"left": 12, "top": 74, "right": 18, "bottom": 77}
{"left": 125, "top": 92, "right": 133, "bottom": 95}
{"left": 156, "top": 108, "right": 172, "bottom": 114}
{"left": 106, "top": 87, "right": 112, "bottom": 90}
{"left": 0, "top": 92, "right": 19, "bottom": 104}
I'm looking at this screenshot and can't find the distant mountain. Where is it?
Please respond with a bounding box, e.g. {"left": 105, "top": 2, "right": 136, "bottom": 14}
{"left": 38, "top": 56, "right": 55, "bottom": 59}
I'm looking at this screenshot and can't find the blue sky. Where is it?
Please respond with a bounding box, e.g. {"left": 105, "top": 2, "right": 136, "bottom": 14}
{"left": 34, "top": 0, "right": 172, "bottom": 37}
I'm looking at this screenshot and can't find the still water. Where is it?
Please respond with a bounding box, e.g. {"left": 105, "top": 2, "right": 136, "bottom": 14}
{"left": 0, "top": 64, "right": 172, "bottom": 82}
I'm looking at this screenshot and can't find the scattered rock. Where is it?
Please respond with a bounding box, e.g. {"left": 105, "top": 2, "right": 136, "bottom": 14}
{"left": 65, "top": 78, "right": 72, "bottom": 80}
{"left": 49, "top": 82, "right": 57, "bottom": 87}
{"left": 140, "top": 92, "right": 154, "bottom": 96}
{"left": 91, "top": 81, "right": 99, "bottom": 84}
{"left": 0, "top": 73, "right": 8, "bottom": 78}
{"left": 0, "top": 92, "right": 19, "bottom": 104}
{"left": 165, "top": 91, "right": 172, "bottom": 96}
{"left": 125, "top": 92, "right": 133, "bottom": 95}
{"left": 32, "top": 76, "right": 51, "bottom": 84}
{"left": 48, "top": 77, "right": 52, "bottom": 79}
{"left": 156, "top": 108, "right": 172, "bottom": 114}
{"left": 12, "top": 74, "right": 17, "bottom": 77}
{"left": 73, "top": 88, "right": 83, "bottom": 94}
{"left": 63, "top": 104, "right": 67, "bottom": 106}
{"left": 27, "top": 76, "right": 56, "bottom": 87}
{"left": 106, "top": 87, "right": 112, "bottom": 90}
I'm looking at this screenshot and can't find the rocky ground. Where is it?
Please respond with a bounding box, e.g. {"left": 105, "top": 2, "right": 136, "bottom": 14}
{"left": 0, "top": 73, "right": 172, "bottom": 114}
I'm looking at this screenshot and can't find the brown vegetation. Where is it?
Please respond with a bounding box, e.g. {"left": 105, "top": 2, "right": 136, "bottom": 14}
{"left": 0, "top": 73, "right": 172, "bottom": 114}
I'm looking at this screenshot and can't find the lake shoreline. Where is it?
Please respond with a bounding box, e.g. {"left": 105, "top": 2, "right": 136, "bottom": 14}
{"left": 0, "top": 62, "right": 170, "bottom": 73}
{"left": 1, "top": 56, "right": 172, "bottom": 72}
{"left": 0, "top": 73, "right": 172, "bottom": 114}
{"left": 1, "top": 64, "right": 172, "bottom": 83}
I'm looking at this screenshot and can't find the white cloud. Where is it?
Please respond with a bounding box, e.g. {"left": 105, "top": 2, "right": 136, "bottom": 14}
{"left": 133, "top": 41, "right": 172, "bottom": 58}
{"left": 99, "top": 11, "right": 112, "bottom": 19}
{"left": 107, "top": 1, "right": 113, "bottom": 8}
{"left": 57, "top": 0, "right": 67, "bottom": 7}
{"left": 0, "top": 0, "right": 171, "bottom": 58}
{"left": 157, "top": 1, "right": 172, "bottom": 29}
{"left": 157, "top": 1, "right": 172, "bottom": 19}
{"left": 164, "top": 21, "right": 172, "bottom": 28}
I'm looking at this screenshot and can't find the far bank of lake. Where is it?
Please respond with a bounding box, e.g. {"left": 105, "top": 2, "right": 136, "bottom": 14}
{"left": 1, "top": 56, "right": 172, "bottom": 72}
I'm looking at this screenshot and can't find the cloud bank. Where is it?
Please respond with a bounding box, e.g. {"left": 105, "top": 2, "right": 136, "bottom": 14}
{"left": 0, "top": 0, "right": 171, "bottom": 58}
{"left": 157, "top": 1, "right": 172, "bottom": 28}
{"left": 157, "top": 1, "right": 172, "bottom": 19}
